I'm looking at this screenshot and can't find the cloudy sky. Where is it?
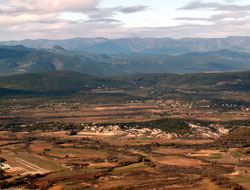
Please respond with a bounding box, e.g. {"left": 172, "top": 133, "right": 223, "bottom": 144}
{"left": 1, "top": 0, "right": 250, "bottom": 40}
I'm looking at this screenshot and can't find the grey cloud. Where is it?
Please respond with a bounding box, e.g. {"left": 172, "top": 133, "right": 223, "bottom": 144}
{"left": 1, "top": 0, "right": 250, "bottom": 41}
{"left": 176, "top": 1, "right": 250, "bottom": 29}
{"left": 0, "top": 7, "right": 28, "bottom": 14}
{"left": 178, "top": 1, "right": 220, "bottom": 10}
{"left": 0, "top": 0, "right": 99, "bottom": 14}
{"left": 87, "top": 7, "right": 118, "bottom": 19}
{"left": 0, "top": 0, "right": 100, "bottom": 27}
{"left": 176, "top": 12, "right": 249, "bottom": 22}
{"left": 175, "top": 17, "right": 209, "bottom": 21}
{"left": 211, "top": 12, "right": 249, "bottom": 20}
{"left": 0, "top": 0, "right": 150, "bottom": 41}
{"left": 179, "top": 1, "right": 250, "bottom": 12}
{"left": 119, "top": 5, "right": 148, "bottom": 13}
{"left": 218, "top": 5, "right": 250, "bottom": 11}
{"left": 87, "top": 5, "right": 148, "bottom": 20}
{"left": 86, "top": 5, "right": 148, "bottom": 23}
{"left": 85, "top": 18, "right": 121, "bottom": 23}
{"left": 2, "top": 16, "right": 250, "bottom": 41}
{"left": 224, "top": 0, "right": 244, "bottom": 3}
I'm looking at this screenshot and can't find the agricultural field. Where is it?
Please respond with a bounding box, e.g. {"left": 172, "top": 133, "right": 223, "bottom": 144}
{"left": 0, "top": 123, "right": 248, "bottom": 189}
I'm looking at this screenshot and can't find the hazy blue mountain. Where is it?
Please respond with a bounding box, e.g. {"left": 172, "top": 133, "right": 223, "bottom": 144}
{"left": 2, "top": 45, "right": 250, "bottom": 76}
{"left": 0, "top": 46, "right": 123, "bottom": 76}
{"left": 0, "top": 45, "right": 31, "bottom": 51}
{"left": 2, "top": 36, "right": 250, "bottom": 55}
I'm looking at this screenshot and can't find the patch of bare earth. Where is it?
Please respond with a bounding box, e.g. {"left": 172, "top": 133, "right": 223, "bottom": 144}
{"left": 155, "top": 156, "right": 204, "bottom": 167}
{"left": 152, "top": 148, "right": 194, "bottom": 155}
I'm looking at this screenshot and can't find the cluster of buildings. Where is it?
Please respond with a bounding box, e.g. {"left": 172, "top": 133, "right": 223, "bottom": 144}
{"left": 80, "top": 125, "right": 177, "bottom": 138}
{"left": 0, "top": 163, "right": 11, "bottom": 170}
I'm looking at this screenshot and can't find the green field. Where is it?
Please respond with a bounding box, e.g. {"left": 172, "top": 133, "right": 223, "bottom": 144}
{"left": 46, "top": 148, "right": 108, "bottom": 158}
{"left": 45, "top": 168, "right": 106, "bottom": 179}
{"left": 207, "top": 153, "right": 223, "bottom": 160}
{"left": 232, "top": 177, "right": 250, "bottom": 184}
{"left": 1, "top": 152, "right": 64, "bottom": 171}
{"left": 230, "top": 151, "right": 243, "bottom": 158}
{"left": 113, "top": 162, "right": 145, "bottom": 173}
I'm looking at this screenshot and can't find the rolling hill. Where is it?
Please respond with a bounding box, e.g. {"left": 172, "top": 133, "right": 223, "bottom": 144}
{"left": 0, "top": 71, "right": 126, "bottom": 92}
{"left": 1, "top": 70, "right": 250, "bottom": 94}
{"left": 1, "top": 70, "right": 250, "bottom": 107}
{"left": 113, "top": 70, "right": 250, "bottom": 90}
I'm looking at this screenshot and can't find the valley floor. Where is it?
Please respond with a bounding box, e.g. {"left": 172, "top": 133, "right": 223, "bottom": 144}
{"left": 0, "top": 101, "right": 249, "bottom": 189}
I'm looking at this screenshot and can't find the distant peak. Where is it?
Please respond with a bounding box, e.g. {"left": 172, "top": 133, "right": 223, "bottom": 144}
{"left": 52, "top": 45, "right": 67, "bottom": 52}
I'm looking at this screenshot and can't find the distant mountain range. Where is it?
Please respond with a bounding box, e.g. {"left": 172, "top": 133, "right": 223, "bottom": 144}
{"left": 2, "top": 36, "right": 250, "bottom": 55}
{"left": 2, "top": 44, "right": 250, "bottom": 76}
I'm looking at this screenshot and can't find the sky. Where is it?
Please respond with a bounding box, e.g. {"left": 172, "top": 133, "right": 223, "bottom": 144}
{"left": 1, "top": 0, "right": 250, "bottom": 40}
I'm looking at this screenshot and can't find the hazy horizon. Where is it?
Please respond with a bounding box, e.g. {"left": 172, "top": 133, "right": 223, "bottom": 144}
{"left": 3, "top": 35, "right": 250, "bottom": 42}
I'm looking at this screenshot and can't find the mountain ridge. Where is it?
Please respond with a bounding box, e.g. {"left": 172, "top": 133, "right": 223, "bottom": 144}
{"left": 2, "top": 36, "right": 250, "bottom": 55}
{"left": 2, "top": 45, "right": 250, "bottom": 76}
